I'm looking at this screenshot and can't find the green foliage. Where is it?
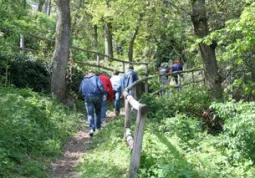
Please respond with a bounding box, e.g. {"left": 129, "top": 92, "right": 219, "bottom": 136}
{"left": 141, "top": 87, "right": 214, "bottom": 120}
{"left": 0, "top": 86, "right": 81, "bottom": 177}
{"left": 211, "top": 101, "right": 255, "bottom": 161}
{"left": 0, "top": 53, "right": 51, "bottom": 92}
{"left": 137, "top": 88, "right": 255, "bottom": 177}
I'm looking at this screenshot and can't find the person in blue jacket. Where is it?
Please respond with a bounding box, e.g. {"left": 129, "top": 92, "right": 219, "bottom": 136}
{"left": 79, "top": 70, "right": 106, "bottom": 137}
{"left": 171, "top": 60, "right": 183, "bottom": 85}
{"left": 122, "top": 66, "right": 138, "bottom": 96}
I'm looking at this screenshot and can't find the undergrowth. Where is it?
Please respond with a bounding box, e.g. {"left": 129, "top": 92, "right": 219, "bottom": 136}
{"left": 0, "top": 86, "right": 82, "bottom": 177}
{"left": 77, "top": 87, "right": 255, "bottom": 177}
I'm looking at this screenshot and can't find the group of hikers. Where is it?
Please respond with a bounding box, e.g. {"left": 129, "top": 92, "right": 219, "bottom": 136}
{"left": 79, "top": 66, "right": 138, "bottom": 137}
{"left": 158, "top": 60, "right": 183, "bottom": 95}
{"left": 79, "top": 60, "right": 182, "bottom": 137}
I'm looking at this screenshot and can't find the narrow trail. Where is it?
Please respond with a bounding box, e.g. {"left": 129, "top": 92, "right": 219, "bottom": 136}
{"left": 51, "top": 110, "right": 119, "bottom": 178}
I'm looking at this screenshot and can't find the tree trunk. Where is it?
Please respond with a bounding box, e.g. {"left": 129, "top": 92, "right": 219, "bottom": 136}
{"left": 128, "top": 14, "right": 143, "bottom": 62}
{"left": 43, "top": 0, "right": 49, "bottom": 14}
{"left": 38, "top": 0, "right": 45, "bottom": 12}
{"left": 190, "top": 0, "right": 222, "bottom": 98}
{"left": 93, "top": 25, "right": 100, "bottom": 62}
{"left": 104, "top": 23, "right": 113, "bottom": 61}
{"left": 51, "top": 0, "right": 71, "bottom": 103}
{"left": 47, "top": 0, "right": 51, "bottom": 15}
{"left": 23, "top": 0, "right": 26, "bottom": 9}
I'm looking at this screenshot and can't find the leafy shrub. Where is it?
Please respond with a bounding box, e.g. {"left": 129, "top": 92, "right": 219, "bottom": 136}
{"left": 211, "top": 101, "right": 255, "bottom": 161}
{"left": 159, "top": 114, "right": 202, "bottom": 143}
{"left": 0, "top": 86, "right": 81, "bottom": 177}
{"left": 141, "top": 87, "right": 214, "bottom": 120}
{"left": 0, "top": 53, "right": 51, "bottom": 92}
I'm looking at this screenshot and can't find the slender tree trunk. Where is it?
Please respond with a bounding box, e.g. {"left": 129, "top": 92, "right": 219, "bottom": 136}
{"left": 104, "top": 23, "right": 113, "bottom": 61}
{"left": 23, "top": 0, "right": 26, "bottom": 9}
{"left": 93, "top": 25, "right": 100, "bottom": 62}
{"left": 43, "top": 0, "right": 49, "bottom": 14}
{"left": 38, "top": 0, "right": 45, "bottom": 12}
{"left": 128, "top": 14, "right": 143, "bottom": 62}
{"left": 47, "top": 0, "right": 51, "bottom": 15}
{"left": 190, "top": 0, "right": 222, "bottom": 98}
{"left": 51, "top": 0, "right": 71, "bottom": 103}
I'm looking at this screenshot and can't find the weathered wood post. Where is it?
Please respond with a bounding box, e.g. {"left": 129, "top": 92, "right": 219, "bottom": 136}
{"left": 132, "top": 85, "right": 137, "bottom": 100}
{"left": 97, "top": 55, "right": 100, "bottom": 71}
{"left": 178, "top": 72, "right": 181, "bottom": 91}
{"left": 130, "top": 104, "right": 148, "bottom": 178}
{"left": 20, "top": 34, "right": 24, "bottom": 54}
{"left": 124, "top": 96, "right": 133, "bottom": 149}
{"left": 124, "top": 97, "right": 131, "bottom": 135}
{"left": 123, "top": 62, "right": 125, "bottom": 73}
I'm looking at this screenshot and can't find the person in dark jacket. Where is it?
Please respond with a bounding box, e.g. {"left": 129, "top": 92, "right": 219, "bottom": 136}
{"left": 123, "top": 66, "right": 138, "bottom": 96}
{"left": 171, "top": 60, "right": 183, "bottom": 92}
{"left": 79, "top": 70, "right": 106, "bottom": 137}
{"left": 98, "top": 73, "right": 114, "bottom": 124}
{"left": 171, "top": 60, "right": 183, "bottom": 85}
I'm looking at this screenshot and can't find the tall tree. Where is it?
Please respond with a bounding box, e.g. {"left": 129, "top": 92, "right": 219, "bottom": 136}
{"left": 38, "top": 0, "right": 45, "bottom": 12}
{"left": 104, "top": 0, "right": 113, "bottom": 61}
{"left": 128, "top": 13, "right": 143, "bottom": 62}
{"left": 51, "top": 0, "right": 71, "bottom": 103}
{"left": 190, "top": 0, "right": 222, "bottom": 98}
{"left": 104, "top": 22, "right": 113, "bottom": 61}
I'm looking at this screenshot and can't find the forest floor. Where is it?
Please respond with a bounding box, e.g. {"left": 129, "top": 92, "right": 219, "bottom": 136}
{"left": 51, "top": 110, "right": 120, "bottom": 178}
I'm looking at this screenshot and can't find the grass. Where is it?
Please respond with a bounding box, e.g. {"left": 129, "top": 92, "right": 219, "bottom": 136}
{"left": 77, "top": 116, "right": 131, "bottom": 178}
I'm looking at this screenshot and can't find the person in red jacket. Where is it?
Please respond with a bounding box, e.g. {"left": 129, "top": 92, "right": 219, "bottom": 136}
{"left": 99, "top": 72, "right": 114, "bottom": 124}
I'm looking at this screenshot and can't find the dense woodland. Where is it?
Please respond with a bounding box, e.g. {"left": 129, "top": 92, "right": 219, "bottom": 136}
{"left": 0, "top": 0, "right": 255, "bottom": 177}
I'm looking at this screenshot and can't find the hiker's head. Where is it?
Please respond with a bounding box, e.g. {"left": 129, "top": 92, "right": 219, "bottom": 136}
{"left": 113, "top": 70, "right": 119, "bottom": 75}
{"left": 86, "top": 70, "right": 95, "bottom": 77}
{"left": 88, "top": 70, "right": 94, "bottom": 75}
{"left": 174, "top": 60, "right": 181, "bottom": 64}
{"left": 129, "top": 66, "right": 134, "bottom": 70}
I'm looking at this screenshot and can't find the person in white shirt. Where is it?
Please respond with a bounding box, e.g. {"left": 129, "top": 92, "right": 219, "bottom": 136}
{"left": 110, "top": 70, "right": 122, "bottom": 116}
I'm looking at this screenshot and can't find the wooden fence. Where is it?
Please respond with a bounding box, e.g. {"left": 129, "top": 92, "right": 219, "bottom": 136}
{"left": 123, "top": 77, "right": 153, "bottom": 178}
{"left": 19, "top": 33, "right": 149, "bottom": 77}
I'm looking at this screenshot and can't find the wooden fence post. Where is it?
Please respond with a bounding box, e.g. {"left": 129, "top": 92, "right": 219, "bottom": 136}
{"left": 20, "top": 34, "right": 24, "bottom": 54}
{"left": 129, "top": 104, "right": 148, "bottom": 178}
{"left": 124, "top": 98, "right": 131, "bottom": 137}
{"left": 97, "top": 55, "right": 100, "bottom": 71}
{"left": 123, "top": 62, "right": 125, "bottom": 73}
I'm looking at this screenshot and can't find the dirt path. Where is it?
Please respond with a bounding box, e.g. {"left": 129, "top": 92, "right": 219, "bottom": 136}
{"left": 51, "top": 111, "right": 118, "bottom": 178}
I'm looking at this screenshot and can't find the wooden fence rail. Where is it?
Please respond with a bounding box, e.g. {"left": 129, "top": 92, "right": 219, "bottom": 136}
{"left": 19, "top": 33, "right": 149, "bottom": 76}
